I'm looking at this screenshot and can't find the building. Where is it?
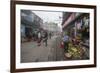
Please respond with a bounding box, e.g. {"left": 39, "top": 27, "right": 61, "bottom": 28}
{"left": 62, "top": 12, "right": 90, "bottom": 59}
{"left": 21, "top": 10, "right": 43, "bottom": 42}
{"left": 42, "top": 22, "right": 59, "bottom": 34}
{"left": 62, "top": 12, "right": 89, "bottom": 38}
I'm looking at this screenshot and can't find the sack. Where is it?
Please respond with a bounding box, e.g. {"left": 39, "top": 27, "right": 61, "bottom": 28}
{"left": 60, "top": 42, "right": 64, "bottom": 48}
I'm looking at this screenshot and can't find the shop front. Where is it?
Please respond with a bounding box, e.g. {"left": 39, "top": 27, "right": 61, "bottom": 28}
{"left": 62, "top": 13, "right": 90, "bottom": 60}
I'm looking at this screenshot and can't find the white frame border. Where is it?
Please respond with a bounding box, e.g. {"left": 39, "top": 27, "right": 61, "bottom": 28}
{"left": 15, "top": 4, "right": 94, "bottom": 69}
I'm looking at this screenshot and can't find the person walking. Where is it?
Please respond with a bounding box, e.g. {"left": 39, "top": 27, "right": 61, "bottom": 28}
{"left": 49, "top": 32, "right": 52, "bottom": 39}
{"left": 62, "top": 33, "right": 69, "bottom": 52}
{"left": 43, "top": 31, "right": 48, "bottom": 47}
{"left": 37, "top": 30, "right": 42, "bottom": 46}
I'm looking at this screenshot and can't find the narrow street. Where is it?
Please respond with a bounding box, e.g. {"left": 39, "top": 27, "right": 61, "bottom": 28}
{"left": 21, "top": 35, "right": 65, "bottom": 63}
{"left": 21, "top": 10, "right": 90, "bottom": 63}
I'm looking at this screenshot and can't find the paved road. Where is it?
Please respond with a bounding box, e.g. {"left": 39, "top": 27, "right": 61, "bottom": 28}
{"left": 21, "top": 35, "right": 65, "bottom": 63}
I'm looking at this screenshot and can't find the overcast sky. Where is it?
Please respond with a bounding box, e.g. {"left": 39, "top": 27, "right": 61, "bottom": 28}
{"left": 32, "top": 10, "right": 63, "bottom": 28}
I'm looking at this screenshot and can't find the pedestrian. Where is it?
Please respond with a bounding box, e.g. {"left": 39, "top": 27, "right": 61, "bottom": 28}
{"left": 43, "top": 31, "right": 48, "bottom": 47}
{"left": 62, "top": 33, "right": 69, "bottom": 52}
{"left": 34, "top": 30, "right": 37, "bottom": 41}
{"left": 49, "top": 32, "right": 52, "bottom": 39}
{"left": 37, "top": 30, "right": 42, "bottom": 46}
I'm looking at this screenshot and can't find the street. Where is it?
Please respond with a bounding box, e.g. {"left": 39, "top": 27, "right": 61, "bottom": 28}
{"left": 21, "top": 35, "right": 65, "bottom": 63}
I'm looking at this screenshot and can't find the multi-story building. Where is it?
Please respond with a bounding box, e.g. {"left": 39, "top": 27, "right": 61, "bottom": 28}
{"left": 42, "top": 22, "right": 59, "bottom": 34}
{"left": 21, "top": 10, "right": 43, "bottom": 42}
